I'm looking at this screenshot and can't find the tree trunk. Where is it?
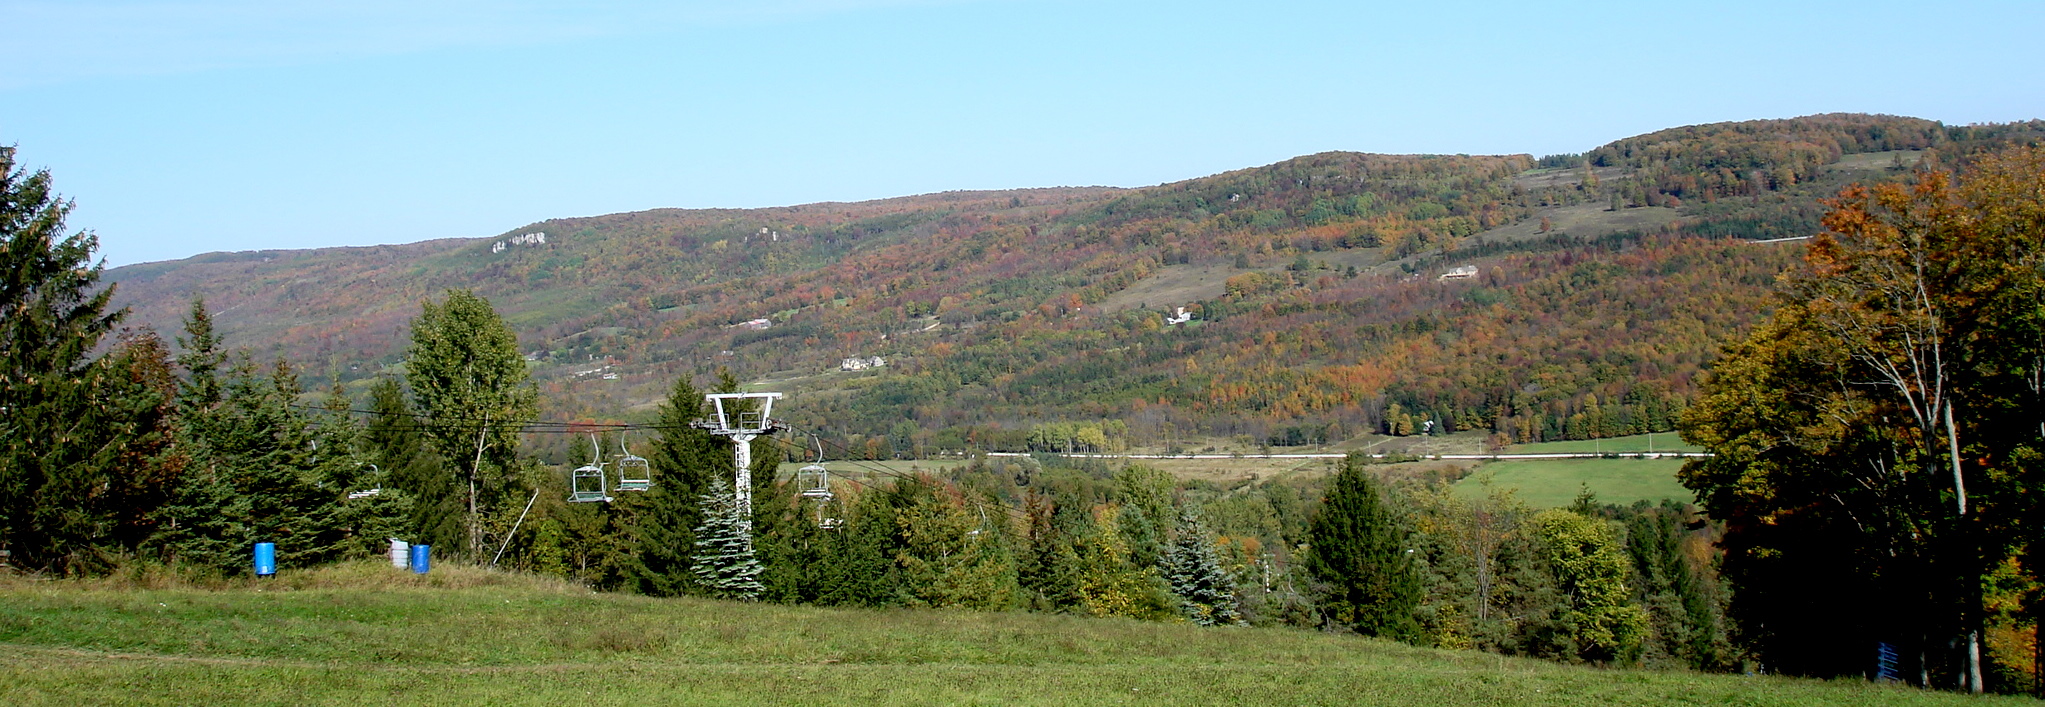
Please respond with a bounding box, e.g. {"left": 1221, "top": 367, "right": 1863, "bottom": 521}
{"left": 1945, "top": 403, "right": 1982, "bottom": 693}
{"left": 470, "top": 423, "right": 488, "bottom": 558}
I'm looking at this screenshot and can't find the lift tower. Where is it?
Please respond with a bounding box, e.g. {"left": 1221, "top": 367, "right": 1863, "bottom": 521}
{"left": 691, "top": 392, "right": 785, "bottom": 530}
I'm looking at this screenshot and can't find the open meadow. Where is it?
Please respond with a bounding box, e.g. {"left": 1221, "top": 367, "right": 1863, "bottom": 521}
{"left": 1455, "top": 458, "right": 1694, "bottom": 508}
{"left": 0, "top": 562, "right": 2016, "bottom": 706}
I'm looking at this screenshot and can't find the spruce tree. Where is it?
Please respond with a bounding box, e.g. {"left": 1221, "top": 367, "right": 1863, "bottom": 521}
{"left": 359, "top": 377, "right": 459, "bottom": 549}
{"left": 159, "top": 355, "right": 347, "bottom": 572}
{"left": 691, "top": 477, "right": 763, "bottom": 601}
{"left": 1162, "top": 512, "right": 1243, "bottom": 626}
{"left": 1306, "top": 453, "right": 1421, "bottom": 641}
{"left": 1017, "top": 490, "right": 1084, "bottom": 610}
{"left": 0, "top": 146, "right": 133, "bottom": 575}
{"left": 625, "top": 374, "right": 725, "bottom": 596}
{"left": 810, "top": 488, "right": 902, "bottom": 606}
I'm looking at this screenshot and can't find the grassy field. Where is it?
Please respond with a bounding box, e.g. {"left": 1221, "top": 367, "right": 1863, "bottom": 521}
{"left": 1456, "top": 458, "right": 1693, "bottom": 508}
{"left": 0, "top": 563, "right": 2019, "bottom": 706}
{"left": 1506, "top": 433, "right": 1702, "bottom": 455}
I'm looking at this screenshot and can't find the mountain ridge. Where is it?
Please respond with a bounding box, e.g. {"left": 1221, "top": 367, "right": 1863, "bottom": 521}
{"left": 100, "top": 113, "right": 2045, "bottom": 454}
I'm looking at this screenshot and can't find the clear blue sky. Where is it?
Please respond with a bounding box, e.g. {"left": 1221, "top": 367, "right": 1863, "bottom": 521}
{"left": 5, "top": 0, "right": 2041, "bottom": 267}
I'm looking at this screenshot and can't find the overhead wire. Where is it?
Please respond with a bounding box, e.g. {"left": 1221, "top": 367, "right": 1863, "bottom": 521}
{"left": 298, "top": 399, "right": 1041, "bottom": 522}
{"left": 761, "top": 425, "right": 1033, "bottom": 523}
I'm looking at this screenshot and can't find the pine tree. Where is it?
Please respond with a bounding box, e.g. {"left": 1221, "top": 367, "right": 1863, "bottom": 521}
{"left": 890, "top": 477, "right": 1017, "bottom": 610}
{"left": 1017, "top": 490, "right": 1084, "bottom": 610}
{"left": 1306, "top": 453, "right": 1422, "bottom": 641}
{"left": 751, "top": 473, "right": 819, "bottom": 603}
{"left": 1113, "top": 465, "right": 1175, "bottom": 570}
{"left": 0, "top": 145, "right": 133, "bottom": 575}
{"left": 691, "top": 477, "right": 763, "bottom": 601}
{"left": 1162, "top": 512, "right": 1243, "bottom": 626}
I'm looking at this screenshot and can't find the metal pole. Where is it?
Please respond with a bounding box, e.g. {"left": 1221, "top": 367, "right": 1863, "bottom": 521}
{"left": 734, "top": 433, "right": 755, "bottom": 531}
{"left": 491, "top": 488, "right": 542, "bottom": 568}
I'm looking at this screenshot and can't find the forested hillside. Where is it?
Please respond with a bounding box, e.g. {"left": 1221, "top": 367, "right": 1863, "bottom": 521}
{"left": 106, "top": 114, "right": 2045, "bottom": 454}
{"left": 23, "top": 115, "right": 2045, "bottom": 698}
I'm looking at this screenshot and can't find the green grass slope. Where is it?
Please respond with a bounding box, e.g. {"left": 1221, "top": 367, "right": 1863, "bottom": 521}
{"left": 0, "top": 562, "right": 2013, "bottom": 706}
{"left": 1457, "top": 459, "right": 1693, "bottom": 508}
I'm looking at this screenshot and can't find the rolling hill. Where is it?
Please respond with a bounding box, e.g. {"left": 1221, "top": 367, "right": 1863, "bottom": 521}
{"left": 103, "top": 114, "right": 2045, "bottom": 458}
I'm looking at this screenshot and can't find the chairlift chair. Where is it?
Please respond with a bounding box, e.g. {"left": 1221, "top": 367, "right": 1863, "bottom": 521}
{"left": 796, "top": 463, "right": 834, "bottom": 502}
{"left": 796, "top": 436, "right": 841, "bottom": 528}
{"left": 568, "top": 434, "right": 612, "bottom": 503}
{"left": 614, "top": 436, "right": 652, "bottom": 492}
{"left": 797, "top": 462, "right": 841, "bottom": 529}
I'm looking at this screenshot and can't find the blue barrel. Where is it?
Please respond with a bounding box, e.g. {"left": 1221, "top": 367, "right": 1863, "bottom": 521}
{"left": 253, "top": 542, "right": 277, "bottom": 576}
{"left": 410, "top": 544, "right": 431, "bottom": 574}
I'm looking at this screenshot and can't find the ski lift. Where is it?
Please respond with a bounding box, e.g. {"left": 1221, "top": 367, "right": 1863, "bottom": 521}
{"left": 797, "top": 463, "right": 833, "bottom": 502}
{"left": 569, "top": 434, "right": 611, "bottom": 503}
{"left": 614, "top": 435, "right": 652, "bottom": 492}
{"left": 796, "top": 435, "right": 841, "bottom": 528}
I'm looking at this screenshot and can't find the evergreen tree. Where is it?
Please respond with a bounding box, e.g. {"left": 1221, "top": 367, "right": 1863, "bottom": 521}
{"left": 404, "top": 289, "right": 538, "bottom": 558}
{"left": 0, "top": 145, "right": 134, "bottom": 575}
{"left": 751, "top": 473, "right": 821, "bottom": 603}
{"left": 158, "top": 356, "right": 347, "bottom": 572}
{"left": 311, "top": 381, "right": 403, "bottom": 560}
{"left": 1017, "top": 489, "right": 1084, "bottom": 610}
{"left": 1113, "top": 465, "right": 1175, "bottom": 570}
{"left": 1621, "top": 501, "right": 1731, "bottom": 670}
{"left": 625, "top": 374, "right": 726, "bottom": 596}
{"left": 808, "top": 487, "right": 903, "bottom": 607}
{"left": 691, "top": 477, "right": 763, "bottom": 601}
{"left": 1306, "top": 453, "right": 1421, "bottom": 641}
{"left": 359, "top": 377, "right": 458, "bottom": 550}
{"left": 1162, "top": 512, "right": 1243, "bottom": 626}
{"left": 174, "top": 297, "right": 222, "bottom": 413}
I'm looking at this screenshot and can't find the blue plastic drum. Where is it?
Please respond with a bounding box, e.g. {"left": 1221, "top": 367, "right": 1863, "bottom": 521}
{"left": 410, "top": 544, "right": 431, "bottom": 574}
{"left": 253, "top": 542, "right": 276, "bottom": 576}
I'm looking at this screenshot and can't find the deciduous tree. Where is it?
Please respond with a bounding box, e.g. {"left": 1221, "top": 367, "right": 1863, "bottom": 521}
{"left": 404, "top": 289, "right": 538, "bottom": 557}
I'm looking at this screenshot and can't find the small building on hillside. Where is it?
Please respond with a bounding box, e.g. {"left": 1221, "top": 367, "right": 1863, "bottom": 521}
{"left": 737, "top": 318, "right": 772, "bottom": 330}
{"left": 1166, "top": 306, "right": 1195, "bottom": 325}
{"left": 840, "top": 356, "right": 887, "bottom": 371}
{"left": 1438, "top": 265, "right": 1479, "bottom": 281}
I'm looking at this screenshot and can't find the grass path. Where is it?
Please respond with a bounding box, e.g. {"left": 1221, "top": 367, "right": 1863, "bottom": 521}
{"left": 0, "top": 563, "right": 2022, "bottom": 705}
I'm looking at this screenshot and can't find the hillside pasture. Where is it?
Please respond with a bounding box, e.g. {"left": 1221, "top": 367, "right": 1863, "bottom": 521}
{"left": 1505, "top": 433, "right": 1701, "bottom": 455}
{"left": 1463, "top": 203, "right": 1684, "bottom": 251}
{"left": 1455, "top": 457, "right": 1693, "bottom": 508}
{"left": 1094, "top": 260, "right": 1248, "bottom": 313}
{"left": 0, "top": 563, "right": 2007, "bottom": 706}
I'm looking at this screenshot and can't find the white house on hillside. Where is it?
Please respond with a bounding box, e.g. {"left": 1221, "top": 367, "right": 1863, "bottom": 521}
{"left": 840, "top": 356, "right": 887, "bottom": 371}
